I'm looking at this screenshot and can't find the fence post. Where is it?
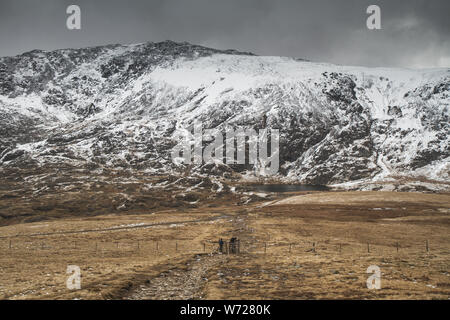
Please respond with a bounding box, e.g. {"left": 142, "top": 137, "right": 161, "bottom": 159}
{"left": 426, "top": 240, "right": 429, "bottom": 252}
{"left": 396, "top": 242, "right": 399, "bottom": 253}
{"left": 137, "top": 241, "right": 140, "bottom": 251}
{"left": 264, "top": 242, "right": 267, "bottom": 254}
{"left": 156, "top": 241, "right": 159, "bottom": 252}
{"left": 203, "top": 242, "right": 206, "bottom": 252}
{"left": 312, "top": 242, "right": 315, "bottom": 253}
{"left": 9, "top": 240, "right": 12, "bottom": 250}
{"left": 176, "top": 241, "right": 178, "bottom": 252}
{"left": 367, "top": 242, "right": 370, "bottom": 253}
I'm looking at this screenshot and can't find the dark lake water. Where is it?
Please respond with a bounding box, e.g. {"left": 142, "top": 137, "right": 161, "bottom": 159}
{"left": 248, "top": 184, "right": 329, "bottom": 193}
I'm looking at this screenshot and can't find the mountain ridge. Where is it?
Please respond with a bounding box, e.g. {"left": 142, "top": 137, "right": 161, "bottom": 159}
{"left": 0, "top": 40, "right": 448, "bottom": 192}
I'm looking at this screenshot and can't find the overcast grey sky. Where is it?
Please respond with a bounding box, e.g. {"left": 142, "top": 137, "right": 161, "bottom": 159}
{"left": 0, "top": 0, "right": 449, "bottom": 68}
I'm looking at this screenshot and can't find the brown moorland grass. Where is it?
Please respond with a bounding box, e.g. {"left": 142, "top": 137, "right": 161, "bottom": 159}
{"left": 0, "top": 208, "right": 236, "bottom": 299}
{"left": 0, "top": 191, "right": 449, "bottom": 299}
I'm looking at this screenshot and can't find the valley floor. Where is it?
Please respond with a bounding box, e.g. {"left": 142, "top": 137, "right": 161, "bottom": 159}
{"left": 0, "top": 191, "right": 449, "bottom": 299}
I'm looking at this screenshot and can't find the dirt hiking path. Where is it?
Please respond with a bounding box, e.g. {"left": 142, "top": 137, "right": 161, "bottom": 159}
{"left": 124, "top": 211, "right": 253, "bottom": 300}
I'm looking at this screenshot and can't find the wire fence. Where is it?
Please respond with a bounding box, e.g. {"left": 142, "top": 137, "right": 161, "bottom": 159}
{"left": 1, "top": 238, "right": 448, "bottom": 258}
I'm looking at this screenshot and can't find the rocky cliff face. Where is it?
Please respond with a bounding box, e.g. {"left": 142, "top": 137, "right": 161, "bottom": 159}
{"left": 0, "top": 40, "right": 448, "bottom": 192}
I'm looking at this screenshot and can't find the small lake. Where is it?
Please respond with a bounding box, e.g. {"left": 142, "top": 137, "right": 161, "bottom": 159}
{"left": 248, "top": 184, "right": 329, "bottom": 193}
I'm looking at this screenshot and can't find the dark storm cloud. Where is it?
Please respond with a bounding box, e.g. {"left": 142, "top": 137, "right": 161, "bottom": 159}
{"left": 0, "top": 0, "right": 448, "bottom": 68}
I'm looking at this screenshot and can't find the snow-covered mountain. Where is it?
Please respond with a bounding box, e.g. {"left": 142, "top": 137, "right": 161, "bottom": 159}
{"left": 0, "top": 40, "right": 449, "bottom": 191}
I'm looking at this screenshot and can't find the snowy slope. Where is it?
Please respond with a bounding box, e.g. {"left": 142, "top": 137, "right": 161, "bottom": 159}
{"left": 0, "top": 41, "right": 448, "bottom": 191}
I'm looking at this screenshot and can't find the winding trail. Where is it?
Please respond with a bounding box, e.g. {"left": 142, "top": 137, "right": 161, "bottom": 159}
{"left": 126, "top": 253, "right": 226, "bottom": 300}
